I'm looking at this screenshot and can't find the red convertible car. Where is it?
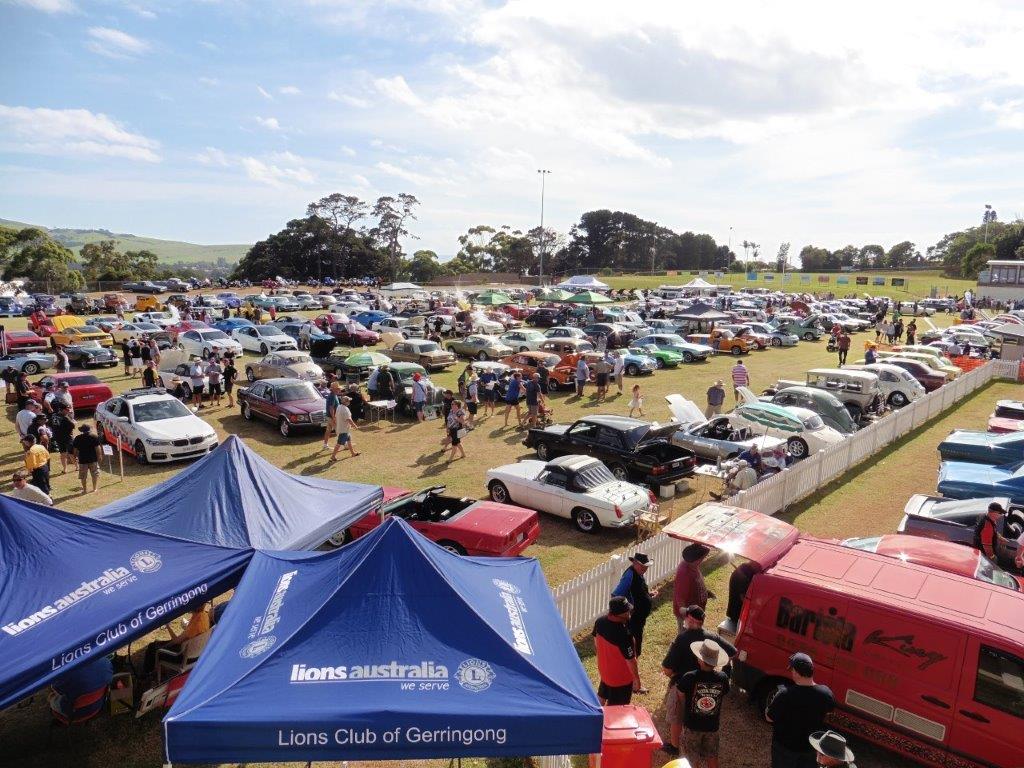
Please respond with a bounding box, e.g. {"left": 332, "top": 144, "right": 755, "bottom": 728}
{"left": 989, "top": 400, "right": 1024, "bottom": 434}
{"left": 333, "top": 485, "right": 540, "bottom": 556}
{"left": 30, "top": 372, "right": 114, "bottom": 412}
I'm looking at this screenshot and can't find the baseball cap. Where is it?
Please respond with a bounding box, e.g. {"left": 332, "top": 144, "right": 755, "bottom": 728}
{"left": 789, "top": 652, "right": 814, "bottom": 676}
{"left": 685, "top": 605, "right": 706, "bottom": 622}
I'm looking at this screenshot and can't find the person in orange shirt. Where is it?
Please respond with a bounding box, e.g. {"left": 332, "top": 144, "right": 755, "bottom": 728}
{"left": 142, "top": 603, "right": 212, "bottom": 678}
{"left": 21, "top": 435, "right": 50, "bottom": 496}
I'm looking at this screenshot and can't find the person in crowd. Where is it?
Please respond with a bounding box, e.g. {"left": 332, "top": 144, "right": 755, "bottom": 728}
{"left": 56, "top": 346, "right": 70, "bottom": 374}
{"left": 612, "top": 349, "right": 625, "bottom": 394}
{"left": 411, "top": 372, "right": 429, "bottom": 423}
{"left": 502, "top": 371, "right": 524, "bottom": 428}
{"left": 674, "top": 639, "right": 731, "bottom": 767}
{"left": 2, "top": 364, "right": 17, "bottom": 396}
{"left": 222, "top": 355, "right": 238, "bottom": 408}
{"left": 22, "top": 434, "right": 50, "bottom": 496}
{"left": 330, "top": 394, "right": 360, "bottom": 461}
{"left": 447, "top": 398, "right": 468, "bottom": 462}
{"left": 864, "top": 343, "right": 877, "bottom": 364}
{"left": 346, "top": 383, "right": 365, "bottom": 423}
{"left": 375, "top": 364, "right": 396, "bottom": 402}
{"left": 523, "top": 372, "right": 543, "bottom": 427}
{"left": 594, "top": 354, "right": 611, "bottom": 400}
{"left": 575, "top": 355, "right": 590, "bottom": 398}
{"left": 836, "top": 331, "right": 850, "bottom": 366}
{"left": 612, "top": 552, "right": 657, "bottom": 658}
{"left": 536, "top": 358, "right": 550, "bottom": 395}
{"left": 730, "top": 360, "right": 749, "bottom": 401}
{"left": 15, "top": 371, "right": 32, "bottom": 411}
{"left": 479, "top": 365, "right": 498, "bottom": 417}
{"left": 71, "top": 423, "right": 102, "bottom": 494}
{"left": 7, "top": 468, "right": 53, "bottom": 505}
{"left": 49, "top": 653, "right": 113, "bottom": 723}
{"left": 465, "top": 372, "right": 479, "bottom": 428}
{"left": 629, "top": 383, "right": 644, "bottom": 418}
{"left": 142, "top": 603, "right": 212, "bottom": 679}
{"left": 140, "top": 336, "right": 153, "bottom": 370}
{"left": 906, "top": 319, "right": 917, "bottom": 345}
{"left": 705, "top": 379, "right": 726, "bottom": 417}
{"left": 673, "top": 544, "right": 712, "bottom": 630}
{"left": 30, "top": 413, "right": 52, "bottom": 450}
{"left": 189, "top": 358, "right": 206, "bottom": 409}
{"left": 130, "top": 338, "right": 144, "bottom": 377}
{"left": 142, "top": 359, "right": 158, "bottom": 388}
{"left": 457, "top": 364, "right": 472, "bottom": 401}
{"left": 766, "top": 653, "right": 836, "bottom": 768}
{"left": 205, "top": 356, "right": 223, "bottom": 407}
{"left": 592, "top": 596, "right": 642, "bottom": 706}
{"left": 16, "top": 399, "right": 41, "bottom": 440}
{"left": 48, "top": 402, "right": 76, "bottom": 474}
{"left": 121, "top": 338, "right": 132, "bottom": 377}
{"left": 322, "top": 381, "right": 342, "bottom": 450}
{"left": 149, "top": 337, "right": 162, "bottom": 368}
{"left": 809, "top": 731, "right": 857, "bottom": 767}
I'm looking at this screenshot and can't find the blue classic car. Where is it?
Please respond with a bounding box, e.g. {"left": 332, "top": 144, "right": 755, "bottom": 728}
{"left": 609, "top": 348, "right": 658, "bottom": 376}
{"left": 938, "top": 460, "right": 1024, "bottom": 504}
{"left": 213, "top": 318, "right": 256, "bottom": 334}
{"left": 938, "top": 430, "right": 1024, "bottom": 464}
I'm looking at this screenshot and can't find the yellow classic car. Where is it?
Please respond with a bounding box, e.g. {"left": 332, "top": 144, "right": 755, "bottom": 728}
{"left": 50, "top": 315, "right": 114, "bottom": 348}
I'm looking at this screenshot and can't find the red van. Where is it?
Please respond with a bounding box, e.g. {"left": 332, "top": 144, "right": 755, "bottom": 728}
{"left": 665, "top": 503, "right": 1024, "bottom": 768}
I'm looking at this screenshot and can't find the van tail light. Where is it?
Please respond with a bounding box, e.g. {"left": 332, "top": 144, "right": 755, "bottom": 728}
{"left": 614, "top": 505, "right": 623, "bottom": 519}
{"left": 738, "top": 595, "right": 752, "bottom": 638}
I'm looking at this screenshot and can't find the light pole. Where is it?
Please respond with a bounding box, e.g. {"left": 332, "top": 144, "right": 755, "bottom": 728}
{"left": 983, "top": 204, "right": 997, "bottom": 243}
{"left": 537, "top": 169, "right": 551, "bottom": 285}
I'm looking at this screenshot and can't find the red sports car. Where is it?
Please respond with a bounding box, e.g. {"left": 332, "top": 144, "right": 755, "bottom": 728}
{"left": 334, "top": 485, "right": 540, "bottom": 556}
{"left": 989, "top": 400, "right": 1024, "bottom": 434}
{"left": 4, "top": 330, "right": 48, "bottom": 353}
{"left": 165, "top": 320, "right": 211, "bottom": 341}
{"left": 27, "top": 311, "right": 57, "bottom": 337}
{"left": 30, "top": 372, "right": 114, "bottom": 412}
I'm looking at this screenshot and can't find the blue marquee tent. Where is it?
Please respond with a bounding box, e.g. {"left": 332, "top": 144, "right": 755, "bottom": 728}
{"left": 164, "top": 518, "right": 602, "bottom": 763}
{"left": 89, "top": 436, "right": 382, "bottom": 550}
{"left": 0, "top": 496, "right": 251, "bottom": 710}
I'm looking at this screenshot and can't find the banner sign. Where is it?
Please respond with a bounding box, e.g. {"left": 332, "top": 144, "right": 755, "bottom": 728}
{"left": 817, "top": 275, "right": 830, "bottom": 283}
{"left": 891, "top": 278, "right": 905, "bottom": 287}
{"left": 783, "top": 274, "right": 792, "bottom": 283}
{"left": 763, "top": 274, "right": 774, "bottom": 281}
{"left": 872, "top": 277, "right": 886, "bottom": 285}
{"left": 856, "top": 276, "right": 869, "bottom": 285}
{"left": 836, "top": 276, "right": 849, "bottom": 285}
{"left": 746, "top": 272, "right": 758, "bottom": 281}
{"left": 800, "top": 275, "right": 811, "bottom": 284}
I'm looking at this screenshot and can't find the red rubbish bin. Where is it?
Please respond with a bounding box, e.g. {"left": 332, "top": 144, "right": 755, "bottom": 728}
{"left": 588, "top": 704, "right": 664, "bottom": 768}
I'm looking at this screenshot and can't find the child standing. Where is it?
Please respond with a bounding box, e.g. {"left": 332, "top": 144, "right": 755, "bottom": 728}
{"left": 628, "top": 384, "right": 644, "bottom": 418}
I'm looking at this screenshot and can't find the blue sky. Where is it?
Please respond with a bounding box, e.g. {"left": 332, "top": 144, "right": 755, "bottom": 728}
{"left": 2, "top": 0, "right": 1024, "bottom": 261}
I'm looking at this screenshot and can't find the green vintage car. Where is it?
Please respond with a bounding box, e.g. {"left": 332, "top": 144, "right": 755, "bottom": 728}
{"left": 629, "top": 343, "right": 682, "bottom": 369}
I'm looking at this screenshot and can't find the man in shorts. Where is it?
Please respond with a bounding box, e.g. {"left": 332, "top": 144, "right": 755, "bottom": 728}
{"left": 330, "top": 395, "right": 360, "bottom": 461}
{"left": 205, "top": 357, "right": 223, "bottom": 407}
{"left": 411, "top": 372, "right": 428, "bottom": 422}
{"left": 592, "top": 596, "right": 642, "bottom": 706}
{"left": 189, "top": 359, "right": 206, "bottom": 409}
{"left": 677, "top": 639, "right": 730, "bottom": 767}
{"left": 71, "top": 423, "right": 102, "bottom": 494}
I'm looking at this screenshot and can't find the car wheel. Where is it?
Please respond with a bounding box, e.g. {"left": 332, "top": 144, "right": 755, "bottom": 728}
{"left": 888, "top": 391, "right": 908, "bottom": 408}
{"left": 731, "top": 346, "right": 742, "bottom": 356}
{"left": 609, "top": 463, "right": 629, "bottom": 482}
{"left": 786, "top": 437, "right": 809, "bottom": 460}
{"left": 327, "top": 529, "right": 353, "bottom": 548}
{"left": 438, "top": 540, "right": 467, "bottom": 555}
{"left": 489, "top": 480, "right": 511, "bottom": 503}
{"left": 278, "top": 417, "right": 291, "bottom": 437}
{"left": 260, "top": 343, "right": 268, "bottom": 355}
{"left": 572, "top": 508, "right": 601, "bottom": 534}
{"left": 771, "top": 337, "right": 781, "bottom": 347}
{"left": 519, "top": 346, "right": 529, "bottom": 352}
{"left": 477, "top": 351, "right": 488, "bottom": 361}
{"left": 803, "top": 332, "right": 815, "bottom": 341}
{"left": 682, "top": 352, "right": 694, "bottom": 363}
{"left": 242, "top": 401, "right": 253, "bottom": 420}
{"left": 134, "top": 439, "right": 149, "bottom": 465}
{"left": 655, "top": 358, "right": 665, "bottom": 369}
{"left": 22, "top": 361, "right": 39, "bottom": 374}
{"left": 547, "top": 379, "right": 560, "bottom": 392}
{"left": 535, "top": 442, "right": 551, "bottom": 461}
{"left": 246, "top": 367, "right": 255, "bottom": 381}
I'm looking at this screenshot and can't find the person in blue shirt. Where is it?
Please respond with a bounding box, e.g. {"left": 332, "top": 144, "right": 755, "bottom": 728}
{"left": 613, "top": 553, "right": 658, "bottom": 658}
{"left": 575, "top": 356, "right": 590, "bottom": 398}
{"left": 503, "top": 372, "right": 524, "bottom": 428}
{"left": 478, "top": 367, "right": 498, "bottom": 417}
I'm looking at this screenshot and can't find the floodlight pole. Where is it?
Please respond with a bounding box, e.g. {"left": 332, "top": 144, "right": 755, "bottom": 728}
{"left": 537, "top": 169, "right": 551, "bottom": 286}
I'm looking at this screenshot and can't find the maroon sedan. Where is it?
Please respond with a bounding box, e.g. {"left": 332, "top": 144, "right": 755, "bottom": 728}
{"left": 883, "top": 357, "right": 946, "bottom": 392}
{"left": 237, "top": 378, "right": 328, "bottom": 437}
{"left": 325, "top": 320, "right": 380, "bottom": 347}
{"left": 4, "top": 330, "right": 48, "bottom": 353}
{"left": 335, "top": 485, "right": 541, "bottom": 556}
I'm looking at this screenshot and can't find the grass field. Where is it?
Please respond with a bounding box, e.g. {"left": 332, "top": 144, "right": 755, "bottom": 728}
{"left": 0, "top": 306, "right": 1002, "bottom": 768}
{"left": 601, "top": 270, "right": 974, "bottom": 299}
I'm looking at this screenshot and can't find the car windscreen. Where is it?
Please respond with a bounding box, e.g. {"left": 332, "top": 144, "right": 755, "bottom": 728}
{"left": 66, "top": 376, "right": 100, "bottom": 385}
{"left": 974, "top": 557, "right": 1020, "bottom": 590}
{"left": 573, "top": 461, "right": 618, "bottom": 490}
{"left": 71, "top": 326, "right": 101, "bottom": 333}
{"left": 995, "top": 405, "right": 1024, "bottom": 419}
{"left": 132, "top": 399, "right": 193, "bottom": 422}
{"left": 255, "top": 325, "right": 281, "bottom": 335}
{"left": 282, "top": 354, "right": 313, "bottom": 365}
{"left": 197, "top": 330, "right": 229, "bottom": 340}
{"left": 275, "top": 382, "right": 321, "bottom": 402}
{"left": 416, "top": 342, "right": 440, "bottom": 352}
{"left": 802, "top": 414, "right": 825, "bottom": 430}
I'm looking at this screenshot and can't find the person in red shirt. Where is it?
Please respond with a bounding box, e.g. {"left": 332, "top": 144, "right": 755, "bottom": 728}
{"left": 673, "top": 543, "right": 712, "bottom": 632}
{"left": 592, "top": 596, "right": 642, "bottom": 705}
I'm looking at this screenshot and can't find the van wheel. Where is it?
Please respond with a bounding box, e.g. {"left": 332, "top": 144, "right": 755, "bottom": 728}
{"left": 22, "top": 361, "right": 39, "bottom": 374}
{"left": 572, "top": 508, "right": 601, "bottom": 534}
{"left": 786, "top": 437, "right": 809, "bottom": 460}
{"left": 888, "top": 391, "right": 908, "bottom": 408}
{"left": 489, "top": 480, "right": 511, "bottom": 503}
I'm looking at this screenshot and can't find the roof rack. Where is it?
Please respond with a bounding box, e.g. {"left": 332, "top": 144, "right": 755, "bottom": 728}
{"left": 123, "top": 387, "right": 168, "bottom": 399}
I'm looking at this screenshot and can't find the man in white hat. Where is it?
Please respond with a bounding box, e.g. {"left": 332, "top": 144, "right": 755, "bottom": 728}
{"left": 809, "top": 730, "right": 856, "bottom": 767}
{"left": 674, "top": 638, "right": 730, "bottom": 767}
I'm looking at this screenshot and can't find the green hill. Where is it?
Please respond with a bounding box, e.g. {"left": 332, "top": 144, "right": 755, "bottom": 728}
{"left": 0, "top": 218, "right": 250, "bottom": 265}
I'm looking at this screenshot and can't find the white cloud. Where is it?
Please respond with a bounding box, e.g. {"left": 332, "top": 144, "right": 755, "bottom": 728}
{"left": 328, "top": 91, "right": 370, "bottom": 108}
{"left": 279, "top": 85, "right": 302, "bottom": 95}
{"left": 198, "top": 76, "right": 219, "bottom": 87}
{"left": 375, "top": 161, "right": 431, "bottom": 186}
{"left": 352, "top": 173, "right": 371, "bottom": 187}
{"left": 373, "top": 75, "right": 422, "bottom": 107}
{"left": 8, "top": 0, "right": 76, "bottom": 13}
{"left": 0, "top": 104, "right": 160, "bottom": 162}
{"left": 340, "top": 145, "right": 356, "bottom": 157}
{"left": 85, "top": 27, "right": 149, "bottom": 59}
{"left": 199, "top": 40, "right": 219, "bottom": 51}
{"left": 257, "top": 85, "right": 273, "bottom": 100}
{"left": 194, "top": 146, "right": 230, "bottom": 166}
{"left": 984, "top": 99, "right": 1024, "bottom": 130}
{"left": 254, "top": 116, "right": 281, "bottom": 131}
{"left": 125, "top": 3, "right": 156, "bottom": 19}
{"left": 242, "top": 156, "right": 315, "bottom": 186}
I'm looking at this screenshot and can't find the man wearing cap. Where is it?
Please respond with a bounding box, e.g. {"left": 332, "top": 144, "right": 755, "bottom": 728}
{"left": 809, "top": 730, "right": 856, "bottom": 767}
{"left": 612, "top": 552, "right": 658, "bottom": 658}
{"left": 975, "top": 501, "right": 1007, "bottom": 564}
{"left": 591, "top": 596, "right": 642, "bottom": 705}
{"left": 766, "top": 652, "right": 835, "bottom": 768}
{"left": 705, "top": 380, "right": 726, "bottom": 417}
{"left": 676, "top": 639, "right": 730, "bottom": 767}
{"left": 7, "top": 469, "right": 52, "bottom": 505}
{"left": 673, "top": 543, "right": 712, "bottom": 630}
{"left": 661, "top": 605, "right": 736, "bottom": 756}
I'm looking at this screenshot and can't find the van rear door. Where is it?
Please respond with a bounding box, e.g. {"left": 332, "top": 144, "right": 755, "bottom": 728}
{"left": 949, "top": 634, "right": 1024, "bottom": 767}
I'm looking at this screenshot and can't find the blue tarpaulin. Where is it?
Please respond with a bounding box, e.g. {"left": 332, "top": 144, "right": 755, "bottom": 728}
{"left": 0, "top": 496, "right": 251, "bottom": 709}
{"left": 164, "top": 518, "right": 602, "bottom": 763}
{"left": 89, "top": 435, "right": 382, "bottom": 550}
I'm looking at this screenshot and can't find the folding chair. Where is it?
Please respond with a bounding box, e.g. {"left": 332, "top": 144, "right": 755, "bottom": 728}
{"left": 156, "top": 631, "right": 210, "bottom": 683}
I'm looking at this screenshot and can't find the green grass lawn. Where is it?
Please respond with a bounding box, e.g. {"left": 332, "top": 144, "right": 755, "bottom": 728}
{"left": 0, "top": 307, "right": 994, "bottom": 768}
{"left": 601, "top": 270, "right": 974, "bottom": 299}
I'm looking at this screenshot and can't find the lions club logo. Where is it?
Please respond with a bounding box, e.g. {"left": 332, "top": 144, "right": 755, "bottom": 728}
{"left": 491, "top": 578, "right": 520, "bottom": 595}
{"left": 130, "top": 550, "right": 162, "bottom": 574}
{"left": 240, "top": 636, "right": 277, "bottom": 658}
{"left": 456, "top": 658, "right": 495, "bottom": 692}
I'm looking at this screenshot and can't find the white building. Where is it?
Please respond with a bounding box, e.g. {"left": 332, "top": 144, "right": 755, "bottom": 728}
{"left": 977, "top": 260, "right": 1024, "bottom": 302}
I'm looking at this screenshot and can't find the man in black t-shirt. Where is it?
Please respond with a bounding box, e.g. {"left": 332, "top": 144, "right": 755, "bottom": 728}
{"left": 677, "top": 639, "right": 730, "bottom": 768}
{"left": 660, "top": 605, "right": 737, "bottom": 755}
{"left": 71, "top": 423, "right": 102, "bottom": 494}
{"left": 766, "top": 653, "right": 835, "bottom": 768}
{"left": 48, "top": 404, "right": 76, "bottom": 474}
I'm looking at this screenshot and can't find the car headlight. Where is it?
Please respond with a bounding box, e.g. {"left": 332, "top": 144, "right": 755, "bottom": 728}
{"left": 288, "top": 413, "right": 311, "bottom": 422}
{"left": 145, "top": 438, "right": 173, "bottom": 446}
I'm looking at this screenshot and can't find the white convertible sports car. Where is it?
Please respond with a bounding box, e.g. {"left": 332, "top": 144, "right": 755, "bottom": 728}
{"left": 485, "top": 454, "right": 655, "bottom": 534}
{"left": 95, "top": 389, "right": 219, "bottom": 464}
{"left": 231, "top": 324, "right": 298, "bottom": 355}
{"left": 177, "top": 328, "right": 244, "bottom": 359}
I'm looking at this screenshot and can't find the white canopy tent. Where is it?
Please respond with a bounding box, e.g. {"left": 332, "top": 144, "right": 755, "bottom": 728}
{"left": 556, "top": 275, "right": 610, "bottom": 291}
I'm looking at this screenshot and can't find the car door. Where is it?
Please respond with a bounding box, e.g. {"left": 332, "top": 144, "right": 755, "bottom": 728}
{"left": 948, "top": 639, "right": 1024, "bottom": 766}
{"left": 530, "top": 466, "right": 570, "bottom": 518}
{"left": 246, "top": 382, "right": 270, "bottom": 420}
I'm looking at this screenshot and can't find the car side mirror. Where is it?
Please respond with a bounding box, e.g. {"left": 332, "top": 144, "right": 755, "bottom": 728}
{"left": 118, "top": 416, "right": 130, "bottom": 423}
